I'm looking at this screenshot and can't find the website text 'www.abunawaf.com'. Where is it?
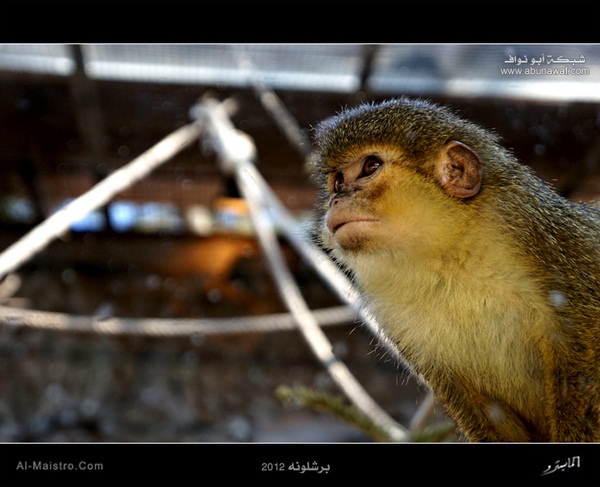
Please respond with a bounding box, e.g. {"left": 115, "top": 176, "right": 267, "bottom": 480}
{"left": 500, "top": 66, "right": 591, "bottom": 76}
{"left": 499, "top": 53, "right": 591, "bottom": 77}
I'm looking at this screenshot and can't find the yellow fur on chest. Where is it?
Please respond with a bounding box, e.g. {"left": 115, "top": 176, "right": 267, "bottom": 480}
{"left": 347, "top": 228, "right": 551, "bottom": 406}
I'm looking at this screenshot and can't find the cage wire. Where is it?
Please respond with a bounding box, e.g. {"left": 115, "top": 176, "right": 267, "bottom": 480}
{"left": 0, "top": 86, "right": 421, "bottom": 441}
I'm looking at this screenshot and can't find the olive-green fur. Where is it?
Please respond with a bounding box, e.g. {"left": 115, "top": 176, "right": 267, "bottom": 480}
{"left": 310, "top": 97, "right": 600, "bottom": 441}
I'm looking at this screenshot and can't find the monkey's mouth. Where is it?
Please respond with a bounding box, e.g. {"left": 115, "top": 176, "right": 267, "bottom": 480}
{"left": 332, "top": 218, "right": 379, "bottom": 234}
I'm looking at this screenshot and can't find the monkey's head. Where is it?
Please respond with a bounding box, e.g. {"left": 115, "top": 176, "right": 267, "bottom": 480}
{"left": 310, "top": 97, "right": 507, "bottom": 262}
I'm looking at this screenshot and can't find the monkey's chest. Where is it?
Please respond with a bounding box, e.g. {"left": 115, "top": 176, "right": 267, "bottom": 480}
{"left": 365, "top": 272, "right": 550, "bottom": 405}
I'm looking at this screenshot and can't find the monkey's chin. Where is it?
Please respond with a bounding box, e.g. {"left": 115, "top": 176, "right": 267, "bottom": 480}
{"left": 331, "top": 220, "right": 379, "bottom": 253}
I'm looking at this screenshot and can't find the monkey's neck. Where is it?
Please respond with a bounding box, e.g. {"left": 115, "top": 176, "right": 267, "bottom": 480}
{"left": 346, "top": 222, "right": 551, "bottom": 410}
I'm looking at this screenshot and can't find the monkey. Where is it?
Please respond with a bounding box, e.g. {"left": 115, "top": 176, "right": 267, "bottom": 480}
{"left": 309, "top": 97, "right": 600, "bottom": 442}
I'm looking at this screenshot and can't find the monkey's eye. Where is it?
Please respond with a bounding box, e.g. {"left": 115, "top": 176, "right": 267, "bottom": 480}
{"left": 333, "top": 173, "right": 344, "bottom": 194}
{"left": 359, "top": 156, "right": 382, "bottom": 178}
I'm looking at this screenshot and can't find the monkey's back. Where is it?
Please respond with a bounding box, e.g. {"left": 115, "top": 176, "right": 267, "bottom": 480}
{"left": 478, "top": 162, "right": 600, "bottom": 441}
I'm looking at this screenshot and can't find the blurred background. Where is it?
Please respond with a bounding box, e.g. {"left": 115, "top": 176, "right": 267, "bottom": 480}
{"left": 0, "top": 44, "right": 599, "bottom": 442}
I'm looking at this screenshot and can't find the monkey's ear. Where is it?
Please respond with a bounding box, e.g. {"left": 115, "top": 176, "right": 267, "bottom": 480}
{"left": 435, "top": 140, "right": 483, "bottom": 199}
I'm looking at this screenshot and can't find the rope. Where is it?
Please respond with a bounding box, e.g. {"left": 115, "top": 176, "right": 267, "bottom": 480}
{"left": 0, "top": 91, "right": 409, "bottom": 440}
{"left": 237, "top": 52, "right": 313, "bottom": 160}
{"left": 0, "top": 122, "right": 204, "bottom": 281}
{"left": 234, "top": 56, "right": 403, "bottom": 363}
{"left": 0, "top": 304, "right": 356, "bottom": 337}
{"left": 194, "top": 97, "right": 408, "bottom": 441}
